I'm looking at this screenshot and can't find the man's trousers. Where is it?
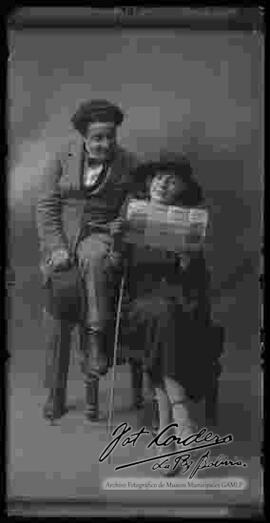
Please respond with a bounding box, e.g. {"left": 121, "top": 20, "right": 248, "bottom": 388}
{"left": 43, "top": 232, "right": 120, "bottom": 390}
{"left": 43, "top": 311, "right": 75, "bottom": 390}
{"left": 76, "top": 232, "right": 118, "bottom": 332}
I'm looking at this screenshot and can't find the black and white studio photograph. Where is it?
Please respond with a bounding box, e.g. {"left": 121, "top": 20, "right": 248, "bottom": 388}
{"left": 6, "top": 6, "right": 264, "bottom": 518}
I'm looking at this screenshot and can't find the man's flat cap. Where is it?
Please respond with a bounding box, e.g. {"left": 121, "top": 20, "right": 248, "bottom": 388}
{"left": 71, "top": 99, "right": 124, "bottom": 135}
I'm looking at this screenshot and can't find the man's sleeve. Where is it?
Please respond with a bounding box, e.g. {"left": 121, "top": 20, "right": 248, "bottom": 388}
{"left": 111, "top": 153, "right": 142, "bottom": 253}
{"left": 118, "top": 151, "right": 142, "bottom": 217}
{"left": 128, "top": 153, "right": 145, "bottom": 197}
{"left": 36, "top": 153, "right": 68, "bottom": 259}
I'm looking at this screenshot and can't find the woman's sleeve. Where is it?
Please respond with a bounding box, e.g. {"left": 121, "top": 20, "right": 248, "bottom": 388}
{"left": 195, "top": 256, "right": 212, "bottom": 324}
{"left": 183, "top": 253, "right": 212, "bottom": 324}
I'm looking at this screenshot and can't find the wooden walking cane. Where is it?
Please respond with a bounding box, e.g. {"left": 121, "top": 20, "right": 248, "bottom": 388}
{"left": 106, "top": 268, "right": 126, "bottom": 465}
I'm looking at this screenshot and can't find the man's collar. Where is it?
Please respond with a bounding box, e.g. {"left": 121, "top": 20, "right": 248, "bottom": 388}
{"left": 87, "top": 156, "right": 103, "bottom": 167}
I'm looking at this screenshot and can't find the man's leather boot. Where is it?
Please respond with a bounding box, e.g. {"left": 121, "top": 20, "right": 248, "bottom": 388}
{"left": 84, "top": 373, "right": 99, "bottom": 421}
{"left": 83, "top": 329, "right": 108, "bottom": 377}
{"left": 43, "top": 388, "right": 68, "bottom": 421}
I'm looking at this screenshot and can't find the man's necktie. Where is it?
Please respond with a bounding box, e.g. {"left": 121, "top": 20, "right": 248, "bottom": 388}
{"left": 84, "top": 158, "right": 109, "bottom": 191}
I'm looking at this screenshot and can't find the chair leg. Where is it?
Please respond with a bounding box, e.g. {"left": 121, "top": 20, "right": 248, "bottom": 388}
{"left": 130, "top": 359, "right": 144, "bottom": 409}
{"left": 84, "top": 374, "right": 99, "bottom": 421}
{"left": 205, "top": 373, "right": 219, "bottom": 428}
{"left": 152, "top": 395, "right": 160, "bottom": 433}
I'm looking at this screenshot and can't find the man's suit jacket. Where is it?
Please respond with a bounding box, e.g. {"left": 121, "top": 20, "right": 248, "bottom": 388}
{"left": 36, "top": 135, "right": 140, "bottom": 270}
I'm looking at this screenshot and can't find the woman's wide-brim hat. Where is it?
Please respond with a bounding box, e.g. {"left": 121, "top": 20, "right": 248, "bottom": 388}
{"left": 134, "top": 151, "right": 193, "bottom": 183}
{"left": 133, "top": 151, "right": 203, "bottom": 205}
{"left": 71, "top": 99, "right": 124, "bottom": 135}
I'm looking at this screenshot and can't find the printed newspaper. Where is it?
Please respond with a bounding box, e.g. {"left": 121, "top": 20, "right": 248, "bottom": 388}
{"left": 125, "top": 199, "right": 209, "bottom": 253}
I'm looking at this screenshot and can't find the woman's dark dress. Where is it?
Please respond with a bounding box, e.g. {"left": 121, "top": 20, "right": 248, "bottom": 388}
{"left": 121, "top": 246, "right": 223, "bottom": 401}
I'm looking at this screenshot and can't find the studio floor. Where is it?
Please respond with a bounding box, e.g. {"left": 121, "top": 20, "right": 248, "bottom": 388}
{"left": 7, "top": 271, "right": 263, "bottom": 516}
{"left": 8, "top": 350, "right": 262, "bottom": 514}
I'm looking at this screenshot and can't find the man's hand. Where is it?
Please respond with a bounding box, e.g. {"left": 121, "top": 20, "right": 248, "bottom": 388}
{"left": 181, "top": 300, "right": 198, "bottom": 314}
{"left": 108, "top": 250, "right": 123, "bottom": 270}
{"left": 177, "top": 253, "right": 191, "bottom": 271}
{"left": 50, "top": 249, "right": 71, "bottom": 270}
{"left": 109, "top": 217, "right": 127, "bottom": 237}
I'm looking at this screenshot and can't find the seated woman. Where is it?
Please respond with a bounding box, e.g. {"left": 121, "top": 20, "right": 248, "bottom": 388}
{"left": 119, "top": 154, "right": 223, "bottom": 475}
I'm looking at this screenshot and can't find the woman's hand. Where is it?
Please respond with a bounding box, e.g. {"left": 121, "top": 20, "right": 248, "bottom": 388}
{"left": 50, "top": 249, "right": 71, "bottom": 270}
{"left": 177, "top": 253, "right": 191, "bottom": 271}
{"left": 181, "top": 300, "right": 197, "bottom": 314}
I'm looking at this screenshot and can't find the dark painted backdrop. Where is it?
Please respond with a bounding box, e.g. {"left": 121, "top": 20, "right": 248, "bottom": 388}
{"left": 8, "top": 28, "right": 262, "bottom": 369}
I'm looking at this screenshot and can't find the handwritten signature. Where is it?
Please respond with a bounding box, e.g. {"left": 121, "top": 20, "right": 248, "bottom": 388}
{"left": 98, "top": 422, "right": 246, "bottom": 475}
{"left": 152, "top": 449, "right": 247, "bottom": 477}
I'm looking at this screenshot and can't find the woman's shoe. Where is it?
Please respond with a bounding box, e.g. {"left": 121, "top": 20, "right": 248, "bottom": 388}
{"left": 155, "top": 441, "right": 180, "bottom": 477}
{"left": 171, "top": 400, "right": 197, "bottom": 445}
{"left": 155, "top": 427, "right": 196, "bottom": 478}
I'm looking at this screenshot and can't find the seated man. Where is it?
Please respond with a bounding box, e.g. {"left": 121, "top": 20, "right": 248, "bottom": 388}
{"left": 36, "top": 99, "right": 140, "bottom": 420}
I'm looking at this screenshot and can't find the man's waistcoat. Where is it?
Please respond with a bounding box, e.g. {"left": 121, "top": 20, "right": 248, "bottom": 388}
{"left": 36, "top": 136, "right": 139, "bottom": 262}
